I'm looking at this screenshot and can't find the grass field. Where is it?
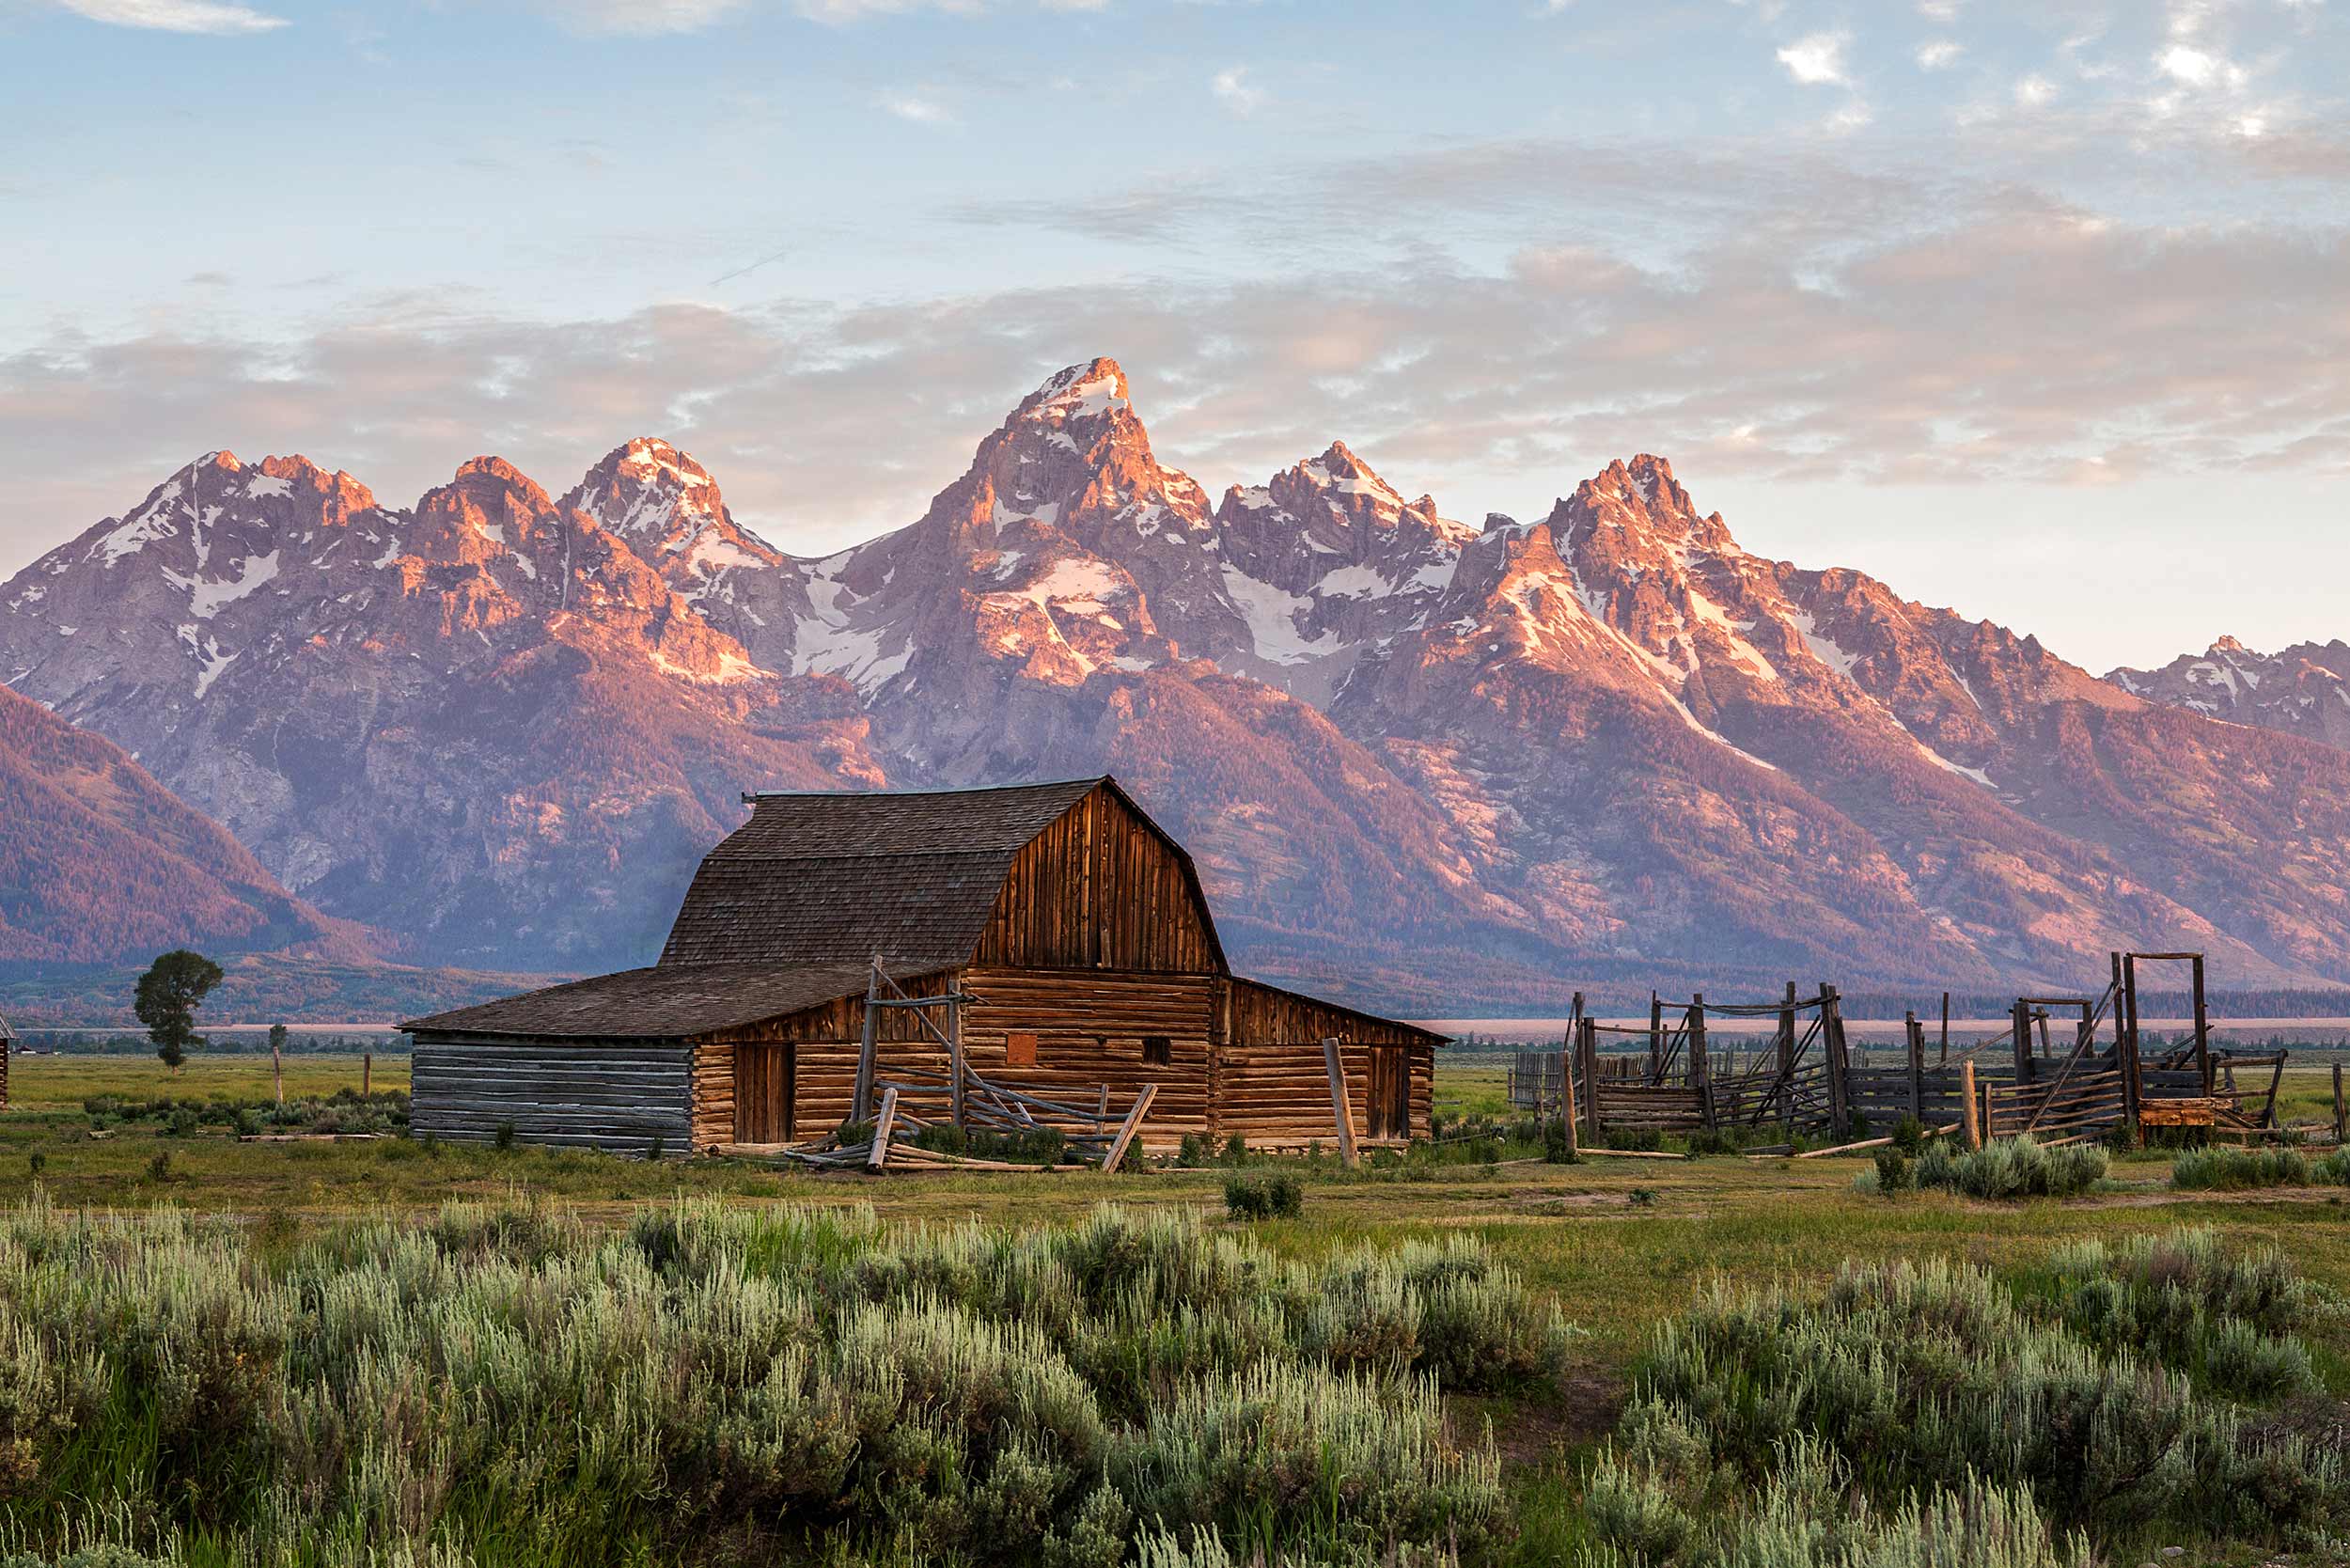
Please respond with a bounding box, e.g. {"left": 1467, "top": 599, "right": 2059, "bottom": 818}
{"left": 2, "top": 1051, "right": 2346, "bottom": 1565}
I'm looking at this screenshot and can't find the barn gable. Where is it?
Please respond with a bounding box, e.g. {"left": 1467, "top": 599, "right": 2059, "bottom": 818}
{"left": 659, "top": 776, "right": 1223, "bottom": 974}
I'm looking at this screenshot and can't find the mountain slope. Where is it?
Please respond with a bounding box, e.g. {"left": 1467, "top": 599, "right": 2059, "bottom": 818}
{"left": 0, "top": 682, "right": 352, "bottom": 964}
{"left": 7, "top": 366, "right": 2350, "bottom": 1003}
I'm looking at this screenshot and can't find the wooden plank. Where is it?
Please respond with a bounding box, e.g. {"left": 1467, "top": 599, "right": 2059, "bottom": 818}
{"left": 868, "top": 1086, "right": 900, "bottom": 1171}
{"left": 1102, "top": 1083, "right": 1157, "bottom": 1171}
{"left": 1323, "top": 1036, "right": 1359, "bottom": 1168}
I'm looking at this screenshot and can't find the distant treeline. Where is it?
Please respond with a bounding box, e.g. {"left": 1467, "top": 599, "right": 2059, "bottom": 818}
{"left": 12, "top": 1030, "right": 408, "bottom": 1057}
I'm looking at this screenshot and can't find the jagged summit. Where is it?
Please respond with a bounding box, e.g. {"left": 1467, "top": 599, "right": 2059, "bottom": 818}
{"left": 1017, "top": 358, "right": 1132, "bottom": 424}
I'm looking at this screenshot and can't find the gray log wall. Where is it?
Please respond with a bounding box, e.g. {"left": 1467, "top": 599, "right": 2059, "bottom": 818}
{"left": 411, "top": 1035, "right": 694, "bottom": 1154}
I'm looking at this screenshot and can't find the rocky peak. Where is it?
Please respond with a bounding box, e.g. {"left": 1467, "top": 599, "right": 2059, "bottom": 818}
{"left": 560, "top": 438, "right": 781, "bottom": 619}
{"left": 1013, "top": 357, "right": 1133, "bottom": 430}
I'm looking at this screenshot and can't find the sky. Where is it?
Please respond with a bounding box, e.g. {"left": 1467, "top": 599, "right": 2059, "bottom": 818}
{"left": 0, "top": 0, "right": 2344, "bottom": 673}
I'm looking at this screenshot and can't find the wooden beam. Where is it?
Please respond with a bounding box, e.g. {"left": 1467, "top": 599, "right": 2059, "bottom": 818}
{"left": 1559, "top": 1034, "right": 1580, "bottom": 1162}
{"left": 852, "top": 960, "right": 881, "bottom": 1124}
{"left": 2192, "top": 954, "right": 2212, "bottom": 1095}
{"left": 1822, "top": 984, "right": 1850, "bottom": 1132}
{"left": 1102, "top": 1083, "right": 1157, "bottom": 1172}
{"left": 948, "top": 996, "right": 965, "bottom": 1131}
{"left": 1905, "top": 1011, "right": 1924, "bottom": 1121}
{"left": 1961, "top": 1059, "right": 1980, "bottom": 1149}
{"left": 1578, "top": 1016, "right": 1602, "bottom": 1144}
{"left": 1323, "top": 1036, "right": 1360, "bottom": 1168}
{"left": 1778, "top": 981, "right": 1798, "bottom": 1131}
{"left": 867, "top": 1085, "right": 900, "bottom": 1172}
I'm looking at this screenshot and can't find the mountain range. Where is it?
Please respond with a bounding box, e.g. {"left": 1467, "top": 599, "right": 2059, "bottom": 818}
{"left": 6, "top": 357, "right": 2350, "bottom": 1012}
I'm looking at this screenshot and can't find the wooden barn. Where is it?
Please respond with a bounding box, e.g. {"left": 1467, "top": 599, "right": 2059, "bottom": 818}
{"left": 402, "top": 777, "right": 1440, "bottom": 1157}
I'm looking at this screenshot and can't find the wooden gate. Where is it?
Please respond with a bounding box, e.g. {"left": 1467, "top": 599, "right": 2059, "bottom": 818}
{"left": 1367, "top": 1047, "right": 1409, "bottom": 1140}
{"left": 735, "top": 1043, "right": 795, "bottom": 1143}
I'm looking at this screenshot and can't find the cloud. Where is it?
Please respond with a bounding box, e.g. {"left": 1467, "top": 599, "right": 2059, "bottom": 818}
{"left": 1776, "top": 32, "right": 1849, "bottom": 86}
{"left": 2014, "top": 74, "right": 2058, "bottom": 106}
{"left": 7, "top": 176, "right": 2347, "bottom": 593}
{"left": 50, "top": 0, "right": 287, "bottom": 33}
{"left": 1212, "top": 66, "right": 1265, "bottom": 115}
{"left": 878, "top": 92, "right": 956, "bottom": 125}
{"left": 1915, "top": 39, "right": 1961, "bottom": 70}
{"left": 525, "top": 0, "right": 748, "bottom": 32}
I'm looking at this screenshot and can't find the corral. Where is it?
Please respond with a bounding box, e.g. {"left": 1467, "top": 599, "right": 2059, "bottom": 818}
{"left": 1507, "top": 952, "right": 2339, "bottom": 1153}
{"left": 403, "top": 778, "right": 1439, "bottom": 1161}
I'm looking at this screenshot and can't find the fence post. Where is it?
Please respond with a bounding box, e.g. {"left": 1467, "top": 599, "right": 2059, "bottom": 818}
{"left": 1649, "top": 993, "right": 1665, "bottom": 1083}
{"left": 1905, "top": 1011, "right": 1924, "bottom": 1121}
{"left": 363, "top": 1051, "right": 372, "bottom": 1097}
{"left": 1939, "top": 991, "right": 1950, "bottom": 1065}
{"left": 2011, "top": 998, "right": 2032, "bottom": 1086}
{"left": 2191, "top": 954, "right": 2212, "bottom": 1095}
{"left": 1772, "top": 982, "right": 1794, "bottom": 1130}
{"left": 2333, "top": 1063, "right": 2345, "bottom": 1147}
{"left": 1559, "top": 1038, "right": 1580, "bottom": 1161}
{"left": 1961, "top": 1060, "right": 1981, "bottom": 1149}
{"left": 948, "top": 997, "right": 965, "bottom": 1131}
{"left": 1822, "top": 985, "right": 1851, "bottom": 1133}
{"left": 1689, "top": 996, "right": 1711, "bottom": 1128}
{"left": 1578, "top": 1017, "right": 1603, "bottom": 1143}
{"left": 852, "top": 959, "right": 881, "bottom": 1124}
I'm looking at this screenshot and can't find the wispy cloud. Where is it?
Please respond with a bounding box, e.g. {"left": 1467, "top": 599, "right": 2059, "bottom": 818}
{"left": 1212, "top": 65, "right": 1266, "bottom": 115}
{"left": 50, "top": 0, "right": 288, "bottom": 34}
{"left": 2014, "top": 74, "right": 2058, "bottom": 107}
{"left": 1915, "top": 39, "right": 1961, "bottom": 71}
{"left": 878, "top": 91, "right": 957, "bottom": 125}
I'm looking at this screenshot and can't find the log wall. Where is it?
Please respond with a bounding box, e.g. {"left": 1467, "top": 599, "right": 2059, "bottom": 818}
{"left": 1220, "top": 979, "right": 1435, "bottom": 1141}
{"left": 411, "top": 1034, "right": 691, "bottom": 1154}
{"left": 690, "top": 1040, "right": 734, "bottom": 1148}
{"left": 972, "top": 786, "right": 1220, "bottom": 973}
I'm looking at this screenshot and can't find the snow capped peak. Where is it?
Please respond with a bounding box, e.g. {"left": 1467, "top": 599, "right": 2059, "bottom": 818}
{"left": 612, "top": 436, "right": 718, "bottom": 492}
{"left": 1018, "top": 358, "right": 1132, "bottom": 426}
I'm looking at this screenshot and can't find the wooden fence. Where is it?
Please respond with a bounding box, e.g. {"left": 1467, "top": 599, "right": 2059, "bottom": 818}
{"left": 1502, "top": 951, "right": 2305, "bottom": 1149}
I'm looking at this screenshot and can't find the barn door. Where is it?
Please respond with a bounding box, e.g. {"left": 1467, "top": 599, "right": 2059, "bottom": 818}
{"left": 734, "top": 1043, "right": 795, "bottom": 1144}
{"left": 1368, "top": 1047, "right": 1409, "bottom": 1139}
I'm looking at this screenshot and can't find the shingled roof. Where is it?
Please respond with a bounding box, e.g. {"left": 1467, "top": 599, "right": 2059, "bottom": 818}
{"left": 409, "top": 776, "right": 1235, "bottom": 1041}
{"left": 658, "top": 776, "right": 1136, "bottom": 969}
{"left": 401, "top": 962, "right": 910, "bottom": 1039}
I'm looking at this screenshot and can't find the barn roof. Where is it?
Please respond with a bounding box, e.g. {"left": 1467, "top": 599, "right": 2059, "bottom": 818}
{"left": 657, "top": 776, "right": 1225, "bottom": 970}
{"left": 401, "top": 962, "right": 903, "bottom": 1040}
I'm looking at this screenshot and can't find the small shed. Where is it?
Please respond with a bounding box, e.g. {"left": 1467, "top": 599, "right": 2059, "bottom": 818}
{"left": 404, "top": 777, "right": 1441, "bottom": 1155}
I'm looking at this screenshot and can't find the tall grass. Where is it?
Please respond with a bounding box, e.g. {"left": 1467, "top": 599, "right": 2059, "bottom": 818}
{"left": 0, "top": 1198, "right": 1561, "bottom": 1566}
{"left": 1582, "top": 1228, "right": 2346, "bottom": 1566}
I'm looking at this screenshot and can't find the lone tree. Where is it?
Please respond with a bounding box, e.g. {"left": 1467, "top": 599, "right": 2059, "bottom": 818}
{"left": 134, "top": 949, "right": 224, "bottom": 1074}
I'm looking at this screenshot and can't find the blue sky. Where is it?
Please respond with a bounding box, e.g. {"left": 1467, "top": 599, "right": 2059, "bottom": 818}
{"left": 2, "top": 0, "right": 2344, "bottom": 670}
